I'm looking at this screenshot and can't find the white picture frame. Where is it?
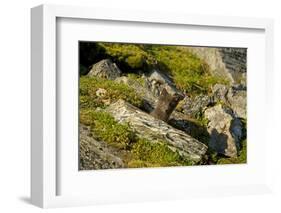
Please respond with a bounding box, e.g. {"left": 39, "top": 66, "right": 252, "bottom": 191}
{"left": 31, "top": 4, "right": 274, "bottom": 208}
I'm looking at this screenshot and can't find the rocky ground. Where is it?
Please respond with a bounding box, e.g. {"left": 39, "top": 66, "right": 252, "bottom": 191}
{"left": 79, "top": 43, "right": 247, "bottom": 170}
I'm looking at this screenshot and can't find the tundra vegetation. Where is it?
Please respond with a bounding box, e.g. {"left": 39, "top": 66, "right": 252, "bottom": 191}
{"left": 79, "top": 42, "right": 247, "bottom": 170}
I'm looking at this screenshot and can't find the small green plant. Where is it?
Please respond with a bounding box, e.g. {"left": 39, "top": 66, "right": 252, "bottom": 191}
{"left": 195, "top": 110, "right": 209, "bottom": 127}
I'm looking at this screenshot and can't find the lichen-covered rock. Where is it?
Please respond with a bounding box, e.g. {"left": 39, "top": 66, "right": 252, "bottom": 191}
{"left": 204, "top": 104, "right": 243, "bottom": 157}
{"left": 106, "top": 99, "right": 208, "bottom": 163}
{"left": 181, "top": 95, "right": 213, "bottom": 118}
{"left": 79, "top": 124, "right": 124, "bottom": 170}
{"left": 227, "top": 86, "right": 247, "bottom": 119}
{"left": 212, "top": 84, "right": 229, "bottom": 102}
{"left": 88, "top": 59, "right": 121, "bottom": 80}
{"left": 115, "top": 76, "right": 156, "bottom": 112}
{"left": 212, "top": 84, "right": 246, "bottom": 119}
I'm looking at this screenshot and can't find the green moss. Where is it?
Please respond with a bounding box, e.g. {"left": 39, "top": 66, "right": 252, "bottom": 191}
{"left": 127, "top": 73, "right": 145, "bottom": 86}
{"left": 127, "top": 160, "right": 157, "bottom": 168}
{"left": 80, "top": 109, "right": 137, "bottom": 149}
{"left": 93, "top": 43, "right": 229, "bottom": 95}
{"left": 194, "top": 110, "right": 210, "bottom": 127}
{"left": 217, "top": 140, "right": 247, "bottom": 164}
{"left": 148, "top": 46, "right": 229, "bottom": 94}
{"left": 99, "top": 43, "right": 154, "bottom": 71}
{"left": 129, "top": 138, "right": 192, "bottom": 167}
{"left": 80, "top": 76, "right": 143, "bottom": 109}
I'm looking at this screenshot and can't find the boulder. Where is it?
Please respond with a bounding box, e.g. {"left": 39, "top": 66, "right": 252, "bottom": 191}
{"left": 106, "top": 99, "right": 208, "bottom": 163}
{"left": 204, "top": 104, "right": 243, "bottom": 157}
{"left": 212, "top": 84, "right": 228, "bottom": 102}
{"left": 79, "top": 124, "right": 124, "bottom": 170}
{"left": 181, "top": 95, "right": 213, "bottom": 118}
{"left": 212, "top": 84, "right": 246, "bottom": 119}
{"left": 88, "top": 59, "right": 121, "bottom": 80}
{"left": 227, "top": 86, "right": 247, "bottom": 119}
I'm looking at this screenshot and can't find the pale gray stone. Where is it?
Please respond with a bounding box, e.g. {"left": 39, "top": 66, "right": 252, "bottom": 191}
{"left": 79, "top": 124, "right": 124, "bottom": 170}
{"left": 212, "top": 84, "right": 246, "bottom": 119}
{"left": 106, "top": 99, "right": 208, "bottom": 163}
{"left": 204, "top": 104, "right": 243, "bottom": 157}
{"left": 88, "top": 59, "right": 121, "bottom": 80}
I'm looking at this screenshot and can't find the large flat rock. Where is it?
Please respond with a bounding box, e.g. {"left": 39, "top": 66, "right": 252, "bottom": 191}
{"left": 106, "top": 99, "right": 208, "bottom": 163}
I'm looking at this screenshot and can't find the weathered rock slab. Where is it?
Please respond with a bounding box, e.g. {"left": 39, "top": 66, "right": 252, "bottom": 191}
{"left": 88, "top": 59, "right": 121, "bottom": 80}
{"left": 204, "top": 104, "right": 243, "bottom": 157}
{"left": 79, "top": 124, "right": 124, "bottom": 170}
{"left": 106, "top": 99, "right": 208, "bottom": 163}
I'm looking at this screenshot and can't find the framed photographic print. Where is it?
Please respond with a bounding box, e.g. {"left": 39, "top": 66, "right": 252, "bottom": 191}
{"left": 31, "top": 4, "right": 274, "bottom": 208}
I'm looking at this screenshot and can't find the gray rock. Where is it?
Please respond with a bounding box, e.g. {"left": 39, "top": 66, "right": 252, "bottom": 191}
{"left": 212, "top": 84, "right": 246, "bottom": 119}
{"left": 187, "top": 47, "right": 247, "bottom": 86}
{"left": 212, "top": 84, "right": 229, "bottom": 103}
{"left": 182, "top": 95, "right": 213, "bottom": 118}
{"left": 116, "top": 70, "right": 185, "bottom": 114}
{"left": 106, "top": 99, "right": 208, "bottom": 163}
{"left": 88, "top": 59, "right": 121, "bottom": 80}
{"left": 227, "top": 86, "right": 247, "bottom": 119}
{"left": 115, "top": 76, "right": 157, "bottom": 112}
{"left": 79, "top": 124, "right": 124, "bottom": 170}
{"left": 204, "top": 104, "right": 243, "bottom": 157}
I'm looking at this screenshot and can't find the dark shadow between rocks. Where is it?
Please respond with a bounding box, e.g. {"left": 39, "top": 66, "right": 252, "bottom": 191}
{"left": 168, "top": 118, "right": 210, "bottom": 145}
{"left": 210, "top": 128, "right": 228, "bottom": 155}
